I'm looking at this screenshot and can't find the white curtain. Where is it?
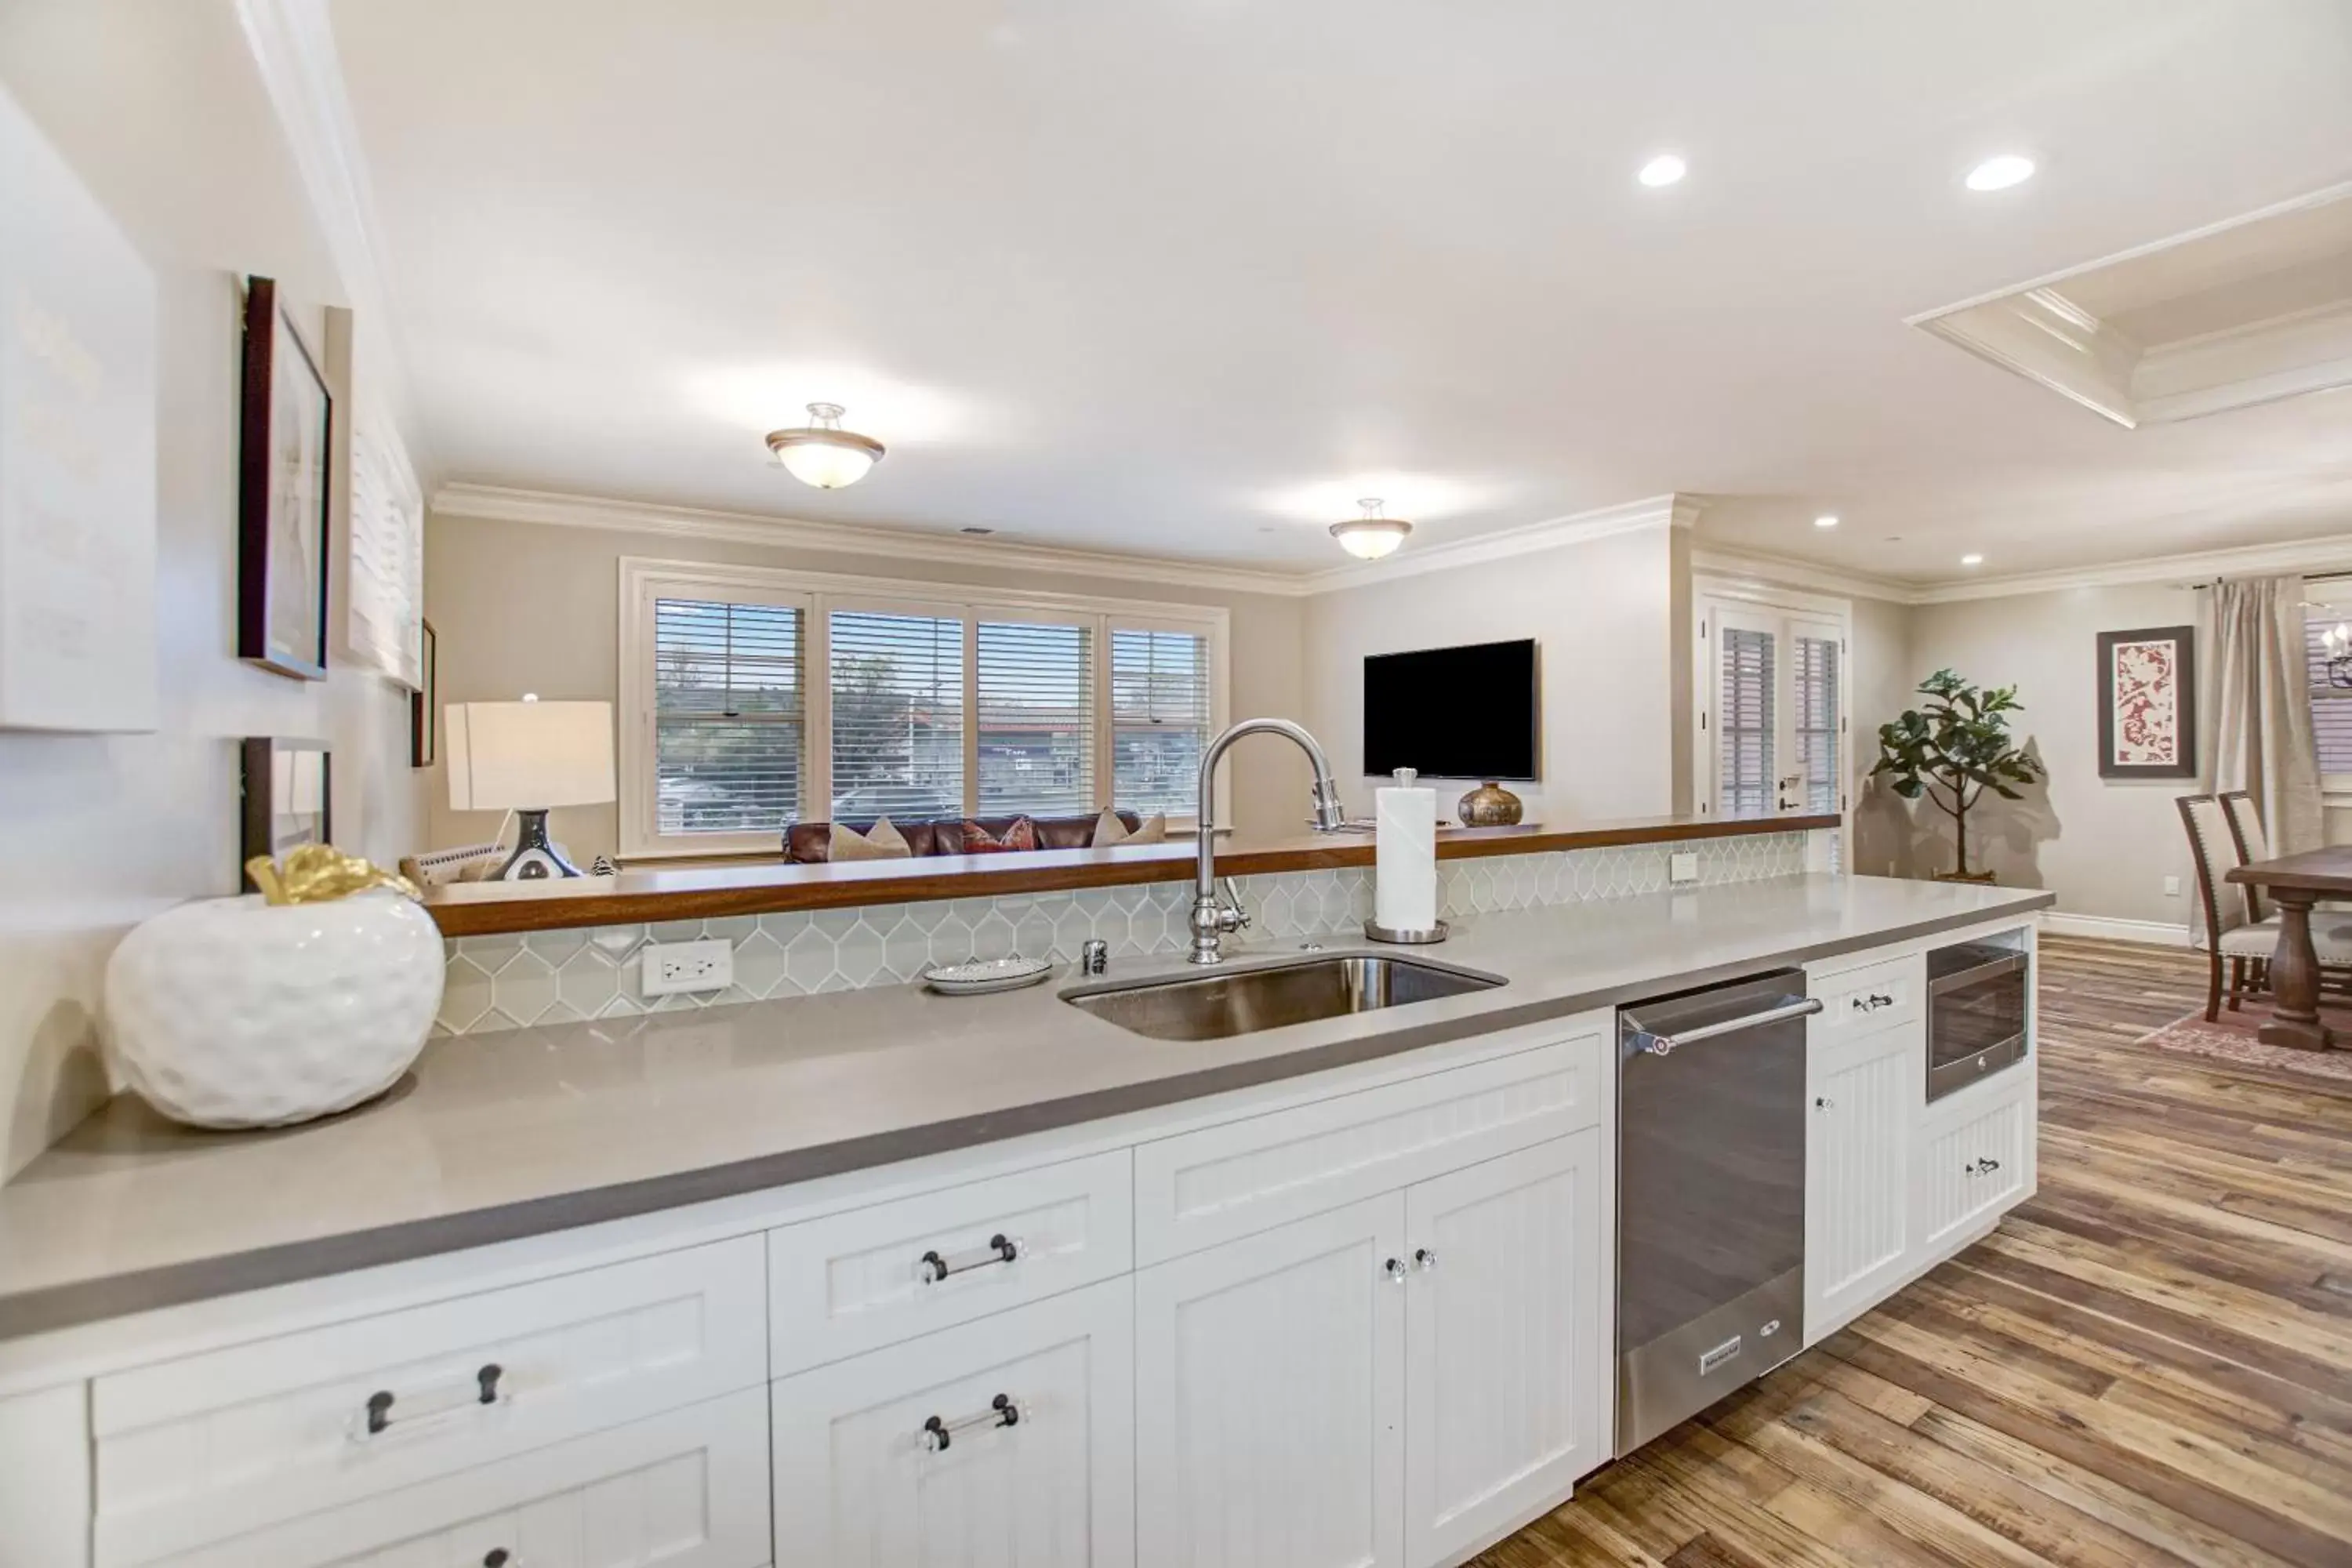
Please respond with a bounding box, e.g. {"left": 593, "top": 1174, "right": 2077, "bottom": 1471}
{"left": 2206, "top": 575, "right": 2323, "bottom": 858}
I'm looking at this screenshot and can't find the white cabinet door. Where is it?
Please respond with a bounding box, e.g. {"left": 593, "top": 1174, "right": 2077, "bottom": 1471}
{"left": 1134, "top": 1194, "right": 1406, "bottom": 1568}
{"left": 1401, "top": 1133, "right": 1606, "bottom": 1568}
{"left": 770, "top": 1277, "right": 1135, "bottom": 1568}
{"left": 1914, "top": 1082, "right": 2033, "bottom": 1258}
{"left": 1804, "top": 1024, "right": 1920, "bottom": 1343}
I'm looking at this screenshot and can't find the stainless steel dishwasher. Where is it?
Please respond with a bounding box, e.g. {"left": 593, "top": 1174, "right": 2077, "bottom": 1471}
{"left": 1616, "top": 968, "right": 1820, "bottom": 1454}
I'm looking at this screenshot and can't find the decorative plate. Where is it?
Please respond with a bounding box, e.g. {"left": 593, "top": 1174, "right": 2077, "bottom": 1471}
{"left": 922, "top": 955, "right": 1055, "bottom": 996}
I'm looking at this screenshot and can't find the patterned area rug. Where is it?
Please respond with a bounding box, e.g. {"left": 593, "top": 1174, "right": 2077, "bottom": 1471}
{"left": 2132, "top": 989, "right": 2352, "bottom": 1081}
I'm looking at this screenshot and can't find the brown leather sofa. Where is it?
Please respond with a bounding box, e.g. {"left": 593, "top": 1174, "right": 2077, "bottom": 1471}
{"left": 784, "top": 811, "right": 1143, "bottom": 864}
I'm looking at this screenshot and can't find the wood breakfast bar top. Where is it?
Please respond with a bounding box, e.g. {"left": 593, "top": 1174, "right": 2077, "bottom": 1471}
{"left": 2228, "top": 845, "right": 2352, "bottom": 1051}
{"left": 420, "top": 810, "right": 1838, "bottom": 936}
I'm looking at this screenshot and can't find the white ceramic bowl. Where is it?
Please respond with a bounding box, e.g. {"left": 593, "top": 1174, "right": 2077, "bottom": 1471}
{"left": 104, "top": 891, "right": 445, "bottom": 1128}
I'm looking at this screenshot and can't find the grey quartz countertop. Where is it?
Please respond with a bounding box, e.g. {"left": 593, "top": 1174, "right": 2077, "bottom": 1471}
{"left": 0, "top": 874, "right": 2050, "bottom": 1339}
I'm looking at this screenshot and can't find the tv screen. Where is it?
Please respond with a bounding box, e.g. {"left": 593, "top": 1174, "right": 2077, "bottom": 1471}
{"left": 1363, "top": 638, "right": 1538, "bottom": 781}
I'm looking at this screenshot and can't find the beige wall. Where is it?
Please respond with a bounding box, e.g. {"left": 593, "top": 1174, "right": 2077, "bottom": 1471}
{"left": 0, "top": 2, "right": 426, "bottom": 1177}
{"left": 1301, "top": 523, "right": 1685, "bottom": 823}
{"left": 424, "top": 514, "right": 1310, "bottom": 861}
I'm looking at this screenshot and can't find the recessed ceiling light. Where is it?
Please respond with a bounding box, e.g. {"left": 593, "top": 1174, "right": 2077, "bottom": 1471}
{"left": 1813, "top": 514, "right": 1839, "bottom": 529}
{"left": 1964, "top": 154, "right": 2035, "bottom": 192}
{"left": 1637, "top": 153, "right": 1686, "bottom": 188}
{"left": 1961, "top": 553, "right": 1984, "bottom": 566}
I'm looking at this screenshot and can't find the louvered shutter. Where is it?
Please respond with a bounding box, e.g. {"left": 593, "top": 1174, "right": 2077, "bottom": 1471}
{"left": 652, "top": 598, "right": 804, "bottom": 834}
{"left": 976, "top": 619, "right": 1094, "bottom": 817}
{"left": 1794, "top": 632, "right": 1841, "bottom": 814}
{"left": 1718, "top": 626, "right": 1776, "bottom": 817}
{"left": 829, "top": 609, "right": 966, "bottom": 821}
{"left": 1112, "top": 628, "right": 1211, "bottom": 817}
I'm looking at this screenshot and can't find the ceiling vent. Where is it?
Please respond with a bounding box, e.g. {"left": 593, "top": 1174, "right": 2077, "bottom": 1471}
{"left": 1910, "top": 183, "right": 2352, "bottom": 428}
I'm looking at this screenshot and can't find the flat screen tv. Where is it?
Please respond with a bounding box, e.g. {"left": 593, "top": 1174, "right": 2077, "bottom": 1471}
{"left": 1363, "top": 638, "right": 1538, "bottom": 781}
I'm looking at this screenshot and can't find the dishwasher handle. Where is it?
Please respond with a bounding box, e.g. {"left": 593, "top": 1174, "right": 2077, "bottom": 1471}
{"left": 1624, "top": 996, "right": 1823, "bottom": 1058}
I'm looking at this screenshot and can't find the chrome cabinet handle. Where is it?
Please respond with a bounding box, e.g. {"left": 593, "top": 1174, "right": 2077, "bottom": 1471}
{"left": 1814, "top": 1096, "right": 1834, "bottom": 1110}
{"left": 1384, "top": 1257, "right": 1408, "bottom": 1284}
{"left": 1850, "top": 991, "right": 1896, "bottom": 1013}
{"left": 1414, "top": 1247, "right": 1438, "bottom": 1272}
{"left": 921, "top": 1393, "right": 1020, "bottom": 1451}
{"left": 358, "top": 1362, "right": 506, "bottom": 1439}
{"left": 1965, "top": 1156, "right": 2004, "bottom": 1177}
{"left": 919, "top": 1233, "right": 1020, "bottom": 1284}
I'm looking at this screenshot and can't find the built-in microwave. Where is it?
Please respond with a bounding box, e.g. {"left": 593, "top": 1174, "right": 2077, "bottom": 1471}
{"left": 1926, "top": 938, "right": 2029, "bottom": 1102}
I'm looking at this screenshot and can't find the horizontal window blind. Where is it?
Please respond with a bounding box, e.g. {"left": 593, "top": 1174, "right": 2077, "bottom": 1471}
{"left": 1112, "top": 628, "right": 1210, "bottom": 817}
{"left": 1718, "top": 626, "right": 1775, "bottom": 818}
{"left": 652, "top": 598, "right": 804, "bottom": 835}
{"left": 2307, "top": 612, "right": 2352, "bottom": 777}
{"left": 829, "top": 608, "right": 965, "bottom": 822}
{"left": 1794, "top": 633, "right": 1840, "bottom": 815}
{"left": 977, "top": 620, "right": 1094, "bottom": 818}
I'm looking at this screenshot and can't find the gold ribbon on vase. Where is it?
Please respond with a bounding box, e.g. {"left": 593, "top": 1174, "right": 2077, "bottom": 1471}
{"left": 245, "top": 845, "right": 423, "bottom": 907}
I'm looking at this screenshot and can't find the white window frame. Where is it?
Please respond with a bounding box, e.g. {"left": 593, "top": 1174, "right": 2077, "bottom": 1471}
{"left": 619, "top": 557, "right": 1230, "bottom": 858}
{"left": 1690, "top": 578, "right": 1854, "bottom": 836}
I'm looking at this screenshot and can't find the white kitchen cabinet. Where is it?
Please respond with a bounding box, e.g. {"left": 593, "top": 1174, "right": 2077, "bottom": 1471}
{"left": 1401, "top": 1132, "right": 1606, "bottom": 1568}
{"left": 1914, "top": 1080, "right": 2033, "bottom": 1258}
{"left": 1134, "top": 1194, "right": 1407, "bottom": 1568}
{"left": 1802, "top": 1022, "right": 1920, "bottom": 1344}
{"left": 770, "top": 1276, "right": 1135, "bottom": 1568}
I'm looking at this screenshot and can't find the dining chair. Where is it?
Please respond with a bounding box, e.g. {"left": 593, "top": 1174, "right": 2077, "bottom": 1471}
{"left": 2178, "top": 793, "right": 2279, "bottom": 1021}
{"left": 2218, "top": 787, "right": 2352, "bottom": 997}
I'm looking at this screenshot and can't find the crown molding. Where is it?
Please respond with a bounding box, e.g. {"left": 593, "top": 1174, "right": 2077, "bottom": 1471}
{"left": 234, "top": 0, "right": 437, "bottom": 485}
{"left": 1687, "top": 545, "right": 1921, "bottom": 604}
{"left": 1908, "top": 530, "right": 2352, "bottom": 604}
{"left": 430, "top": 484, "right": 1320, "bottom": 598}
{"left": 1301, "top": 493, "right": 1690, "bottom": 593}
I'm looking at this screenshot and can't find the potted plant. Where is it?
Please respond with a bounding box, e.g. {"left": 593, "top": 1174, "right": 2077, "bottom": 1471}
{"left": 1871, "top": 669, "right": 2045, "bottom": 884}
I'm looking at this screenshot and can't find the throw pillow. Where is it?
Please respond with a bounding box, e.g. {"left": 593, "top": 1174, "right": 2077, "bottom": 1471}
{"left": 961, "top": 817, "right": 1039, "bottom": 855}
{"left": 1093, "top": 809, "right": 1167, "bottom": 846}
{"left": 830, "top": 816, "right": 912, "bottom": 862}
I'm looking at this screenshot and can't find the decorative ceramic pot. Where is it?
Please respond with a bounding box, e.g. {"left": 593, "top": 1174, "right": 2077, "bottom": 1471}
{"left": 104, "top": 890, "right": 444, "bottom": 1128}
{"left": 1457, "top": 782, "right": 1525, "bottom": 828}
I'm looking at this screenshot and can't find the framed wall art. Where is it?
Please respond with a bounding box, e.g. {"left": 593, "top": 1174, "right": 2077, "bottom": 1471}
{"left": 240, "top": 737, "right": 331, "bottom": 888}
{"left": 237, "top": 276, "right": 332, "bottom": 680}
{"left": 2096, "top": 625, "right": 2195, "bottom": 779}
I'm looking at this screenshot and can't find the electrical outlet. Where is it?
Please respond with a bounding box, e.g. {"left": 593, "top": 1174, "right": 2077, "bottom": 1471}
{"left": 1668, "top": 851, "right": 1700, "bottom": 885}
{"left": 641, "top": 938, "right": 734, "bottom": 996}
{"left": 2163, "top": 875, "right": 2182, "bottom": 898}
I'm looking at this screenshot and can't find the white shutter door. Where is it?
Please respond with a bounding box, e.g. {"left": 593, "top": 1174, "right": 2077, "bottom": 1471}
{"left": 1716, "top": 621, "right": 1777, "bottom": 818}
{"left": 652, "top": 597, "right": 805, "bottom": 837}
{"left": 1793, "top": 627, "right": 1842, "bottom": 815}
{"left": 977, "top": 619, "right": 1095, "bottom": 818}
{"left": 829, "top": 608, "right": 966, "bottom": 821}
{"left": 1111, "top": 628, "right": 1210, "bottom": 818}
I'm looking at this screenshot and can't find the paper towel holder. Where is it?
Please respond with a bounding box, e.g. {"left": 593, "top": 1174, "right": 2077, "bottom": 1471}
{"left": 1365, "top": 916, "right": 1450, "bottom": 946}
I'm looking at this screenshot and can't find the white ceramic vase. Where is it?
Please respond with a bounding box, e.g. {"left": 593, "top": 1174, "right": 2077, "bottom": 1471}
{"left": 105, "top": 891, "right": 445, "bottom": 1129}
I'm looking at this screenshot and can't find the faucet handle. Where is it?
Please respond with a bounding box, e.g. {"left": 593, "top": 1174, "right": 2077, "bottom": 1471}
{"left": 1216, "top": 877, "right": 1252, "bottom": 931}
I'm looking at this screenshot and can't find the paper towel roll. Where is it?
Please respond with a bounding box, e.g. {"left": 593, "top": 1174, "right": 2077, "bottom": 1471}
{"left": 1374, "top": 783, "right": 1438, "bottom": 931}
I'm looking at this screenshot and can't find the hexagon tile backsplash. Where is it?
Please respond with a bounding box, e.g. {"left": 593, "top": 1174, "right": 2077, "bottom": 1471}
{"left": 435, "top": 831, "right": 1811, "bottom": 1036}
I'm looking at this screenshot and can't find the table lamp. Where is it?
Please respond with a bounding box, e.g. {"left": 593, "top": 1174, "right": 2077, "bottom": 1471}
{"left": 445, "top": 696, "right": 615, "bottom": 879}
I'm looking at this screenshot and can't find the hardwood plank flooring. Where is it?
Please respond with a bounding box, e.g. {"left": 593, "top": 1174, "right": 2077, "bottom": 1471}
{"left": 1476, "top": 935, "right": 2352, "bottom": 1568}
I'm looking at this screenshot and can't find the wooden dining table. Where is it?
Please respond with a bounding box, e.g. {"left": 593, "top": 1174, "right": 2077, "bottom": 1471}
{"left": 2227, "top": 845, "right": 2352, "bottom": 1051}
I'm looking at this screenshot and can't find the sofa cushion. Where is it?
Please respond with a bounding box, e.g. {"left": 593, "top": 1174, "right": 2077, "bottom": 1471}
{"left": 785, "top": 811, "right": 1140, "bottom": 862}
{"left": 1093, "top": 809, "right": 1167, "bottom": 846}
{"left": 960, "top": 817, "right": 1039, "bottom": 854}
{"left": 830, "top": 816, "right": 912, "bottom": 862}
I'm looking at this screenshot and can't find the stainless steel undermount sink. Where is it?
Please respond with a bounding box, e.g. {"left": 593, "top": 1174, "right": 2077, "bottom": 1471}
{"left": 1062, "top": 954, "right": 1504, "bottom": 1042}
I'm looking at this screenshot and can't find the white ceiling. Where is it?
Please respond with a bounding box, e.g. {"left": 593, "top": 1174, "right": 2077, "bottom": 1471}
{"left": 326, "top": 0, "right": 2352, "bottom": 586}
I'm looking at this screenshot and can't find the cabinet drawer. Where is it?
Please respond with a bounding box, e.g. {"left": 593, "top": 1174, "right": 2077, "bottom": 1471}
{"left": 93, "top": 1236, "right": 767, "bottom": 1568}
{"left": 1810, "top": 953, "right": 1922, "bottom": 1036}
{"left": 1915, "top": 1084, "right": 2032, "bottom": 1256}
{"left": 1134, "top": 1036, "right": 1599, "bottom": 1265}
{"left": 772, "top": 1276, "right": 1135, "bottom": 1568}
{"left": 155, "top": 1389, "right": 770, "bottom": 1568}
{"left": 768, "top": 1149, "right": 1133, "bottom": 1376}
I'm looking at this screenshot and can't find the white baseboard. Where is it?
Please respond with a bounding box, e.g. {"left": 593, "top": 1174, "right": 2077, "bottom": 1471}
{"left": 2037, "top": 912, "right": 2192, "bottom": 947}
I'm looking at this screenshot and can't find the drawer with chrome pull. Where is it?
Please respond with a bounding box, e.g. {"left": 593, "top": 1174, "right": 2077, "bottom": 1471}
{"left": 1806, "top": 952, "right": 1923, "bottom": 1037}
{"left": 768, "top": 1148, "right": 1132, "bottom": 1377}
{"left": 91, "top": 1236, "right": 766, "bottom": 1568}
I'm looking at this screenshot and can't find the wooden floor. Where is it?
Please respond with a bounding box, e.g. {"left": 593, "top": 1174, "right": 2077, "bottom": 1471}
{"left": 1477, "top": 935, "right": 2352, "bottom": 1568}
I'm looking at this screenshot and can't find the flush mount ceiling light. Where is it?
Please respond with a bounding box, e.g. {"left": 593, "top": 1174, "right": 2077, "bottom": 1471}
{"left": 1638, "top": 152, "right": 1687, "bottom": 188}
{"left": 764, "top": 401, "right": 885, "bottom": 489}
{"left": 1964, "top": 154, "right": 2036, "bottom": 192}
{"left": 1813, "top": 514, "right": 1840, "bottom": 529}
{"left": 1330, "top": 498, "right": 1413, "bottom": 561}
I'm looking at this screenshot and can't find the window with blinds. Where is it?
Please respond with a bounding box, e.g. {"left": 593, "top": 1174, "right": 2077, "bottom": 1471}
{"left": 977, "top": 620, "right": 1094, "bottom": 818}
{"left": 829, "top": 609, "right": 964, "bottom": 821}
{"left": 1718, "top": 626, "right": 1776, "bottom": 817}
{"left": 1112, "top": 628, "right": 1211, "bottom": 817}
{"left": 2306, "top": 608, "right": 2352, "bottom": 780}
{"left": 652, "top": 598, "right": 804, "bottom": 835}
{"left": 1794, "top": 632, "right": 1841, "bottom": 814}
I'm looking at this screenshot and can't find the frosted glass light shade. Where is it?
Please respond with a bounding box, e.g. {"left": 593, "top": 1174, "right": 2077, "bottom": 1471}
{"left": 775, "top": 438, "right": 880, "bottom": 489}
{"left": 445, "top": 699, "right": 615, "bottom": 810}
{"left": 1330, "top": 518, "right": 1411, "bottom": 559}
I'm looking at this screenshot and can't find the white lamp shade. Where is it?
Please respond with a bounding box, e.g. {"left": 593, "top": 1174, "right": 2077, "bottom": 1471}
{"left": 445, "top": 700, "right": 616, "bottom": 811}
{"left": 777, "top": 440, "right": 879, "bottom": 489}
